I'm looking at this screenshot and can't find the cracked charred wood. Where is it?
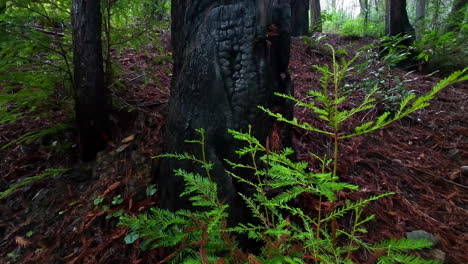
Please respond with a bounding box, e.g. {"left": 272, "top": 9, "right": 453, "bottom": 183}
{"left": 157, "top": 0, "right": 293, "bottom": 227}
{"left": 71, "top": 0, "right": 110, "bottom": 162}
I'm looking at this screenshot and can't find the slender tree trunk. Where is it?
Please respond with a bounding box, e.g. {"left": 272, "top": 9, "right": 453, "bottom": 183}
{"left": 431, "top": 0, "right": 440, "bottom": 30}
{"left": 291, "top": 0, "right": 309, "bottom": 36}
{"left": 331, "top": 0, "right": 337, "bottom": 11}
{"left": 445, "top": 0, "right": 467, "bottom": 33}
{"left": 415, "top": 0, "right": 426, "bottom": 39}
{"left": 359, "top": 0, "right": 369, "bottom": 26}
{"left": 158, "top": 0, "right": 293, "bottom": 227}
{"left": 310, "top": 0, "right": 322, "bottom": 32}
{"left": 71, "top": 0, "right": 110, "bottom": 161}
{"left": 385, "top": 0, "right": 414, "bottom": 37}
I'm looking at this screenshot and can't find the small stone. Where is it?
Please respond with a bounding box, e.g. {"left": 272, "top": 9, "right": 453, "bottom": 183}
{"left": 447, "top": 149, "right": 460, "bottom": 160}
{"left": 406, "top": 230, "right": 441, "bottom": 246}
{"left": 429, "top": 249, "right": 446, "bottom": 263}
{"left": 461, "top": 166, "right": 468, "bottom": 172}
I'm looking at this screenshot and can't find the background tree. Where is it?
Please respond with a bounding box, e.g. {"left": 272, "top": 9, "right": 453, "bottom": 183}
{"left": 359, "top": 0, "right": 370, "bottom": 25}
{"left": 310, "top": 0, "right": 322, "bottom": 32}
{"left": 445, "top": 0, "right": 467, "bottom": 34}
{"left": 157, "top": 0, "right": 292, "bottom": 225}
{"left": 71, "top": 0, "right": 110, "bottom": 161}
{"left": 385, "top": 0, "right": 414, "bottom": 36}
{"left": 415, "top": 0, "right": 426, "bottom": 39}
{"left": 291, "top": 0, "right": 309, "bottom": 36}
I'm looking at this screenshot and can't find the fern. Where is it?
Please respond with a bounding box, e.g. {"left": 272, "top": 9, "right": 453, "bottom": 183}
{"left": 378, "top": 252, "right": 441, "bottom": 264}
{"left": 0, "top": 168, "right": 69, "bottom": 199}
{"left": 1, "top": 123, "right": 69, "bottom": 150}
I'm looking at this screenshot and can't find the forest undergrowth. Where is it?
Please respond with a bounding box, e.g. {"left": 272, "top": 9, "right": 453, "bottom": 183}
{"left": 0, "top": 35, "right": 467, "bottom": 263}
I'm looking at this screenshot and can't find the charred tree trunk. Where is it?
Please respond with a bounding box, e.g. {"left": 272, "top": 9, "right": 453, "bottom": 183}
{"left": 385, "top": 0, "right": 414, "bottom": 37}
{"left": 291, "top": 0, "right": 309, "bottom": 36}
{"left": 445, "top": 0, "right": 467, "bottom": 33}
{"left": 158, "top": 0, "right": 292, "bottom": 226}
{"left": 310, "top": 0, "right": 322, "bottom": 32}
{"left": 71, "top": 0, "right": 110, "bottom": 161}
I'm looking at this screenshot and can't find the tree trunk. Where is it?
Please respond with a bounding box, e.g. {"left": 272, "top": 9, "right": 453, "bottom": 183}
{"left": 359, "top": 0, "right": 369, "bottom": 25}
{"left": 331, "top": 0, "right": 337, "bottom": 11}
{"left": 385, "top": 0, "right": 414, "bottom": 37}
{"left": 310, "top": 0, "right": 322, "bottom": 32}
{"left": 415, "top": 0, "right": 426, "bottom": 39}
{"left": 291, "top": 0, "right": 309, "bottom": 36}
{"left": 431, "top": 0, "right": 440, "bottom": 30}
{"left": 158, "top": 0, "right": 292, "bottom": 226}
{"left": 445, "top": 0, "right": 467, "bottom": 33}
{"left": 71, "top": 0, "right": 110, "bottom": 161}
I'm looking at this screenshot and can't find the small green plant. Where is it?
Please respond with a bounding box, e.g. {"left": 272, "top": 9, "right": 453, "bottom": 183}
{"left": 0, "top": 168, "right": 69, "bottom": 200}
{"left": 413, "top": 30, "right": 468, "bottom": 72}
{"left": 120, "top": 129, "right": 438, "bottom": 263}
{"left": 262, "top": 45, "right": 466, "bottom": 178}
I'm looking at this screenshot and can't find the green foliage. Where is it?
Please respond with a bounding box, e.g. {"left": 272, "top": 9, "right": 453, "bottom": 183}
{"left": 0, "top": 123, "right": 69, "bottom": 150}
{"left": 0, "top": 0, "right": 73, "bottom": 125}
{"left": 413, "top": 30, "right": 468, "bottom": 72}
{"left": 121, "top": 129, "right": 232, "bottom": 261}
{"left": 322, "top": 10, "right": 384, "bottom": 37}
{"left": 378, "top": 34, "right": 414, "bottom": 67}
{"left": 120, "top": 127, "right": 439, "bottom": 263}
{"left": 0, "top": 168, "right": 69, "bottom": 199}
{"left": 263, "top": 45, "right": 466, "bottom": 175}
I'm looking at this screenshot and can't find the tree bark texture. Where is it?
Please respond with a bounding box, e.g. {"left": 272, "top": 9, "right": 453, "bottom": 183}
{"left": 415, "top": 0, "right": 426, "bottom": 39}
{"left": 385, "top": 0, "right": 414, "bottom": 36}
{"left": 291, "top": 0, "right": 309, "bottom": 36}
{"left": 71, "top": 0, "right": 110, "bottom": 161}
{"left": 445, "top": 0, "right": 467, "bottom": 33}
{"left": 310, "top": 0, "right": 322, "bottom": 32}
{"left": 359, "top": 0, "right": 369, "bottom": 24}
{"left": 158, "top": 0, "right": 292, "bottom": 225}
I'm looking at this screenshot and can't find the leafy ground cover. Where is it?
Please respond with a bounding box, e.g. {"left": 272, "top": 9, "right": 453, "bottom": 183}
{"left": 0, "top": 34, "right": 466, "bottom": 263}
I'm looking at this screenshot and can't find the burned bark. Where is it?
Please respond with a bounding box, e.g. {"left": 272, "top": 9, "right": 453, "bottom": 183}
{"left": 291, "top": 0, "right": 309, "bottom": 36}
{"left": 71, "top": 0, "right": 110, "bottom": 161}
{"left": 385, "top": 0, "right": 414, "bottom": 37}
{"left": 157, "top": 0, "right": 292, "bottom": 226}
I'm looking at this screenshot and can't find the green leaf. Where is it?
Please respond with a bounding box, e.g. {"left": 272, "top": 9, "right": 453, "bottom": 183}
{"left": 124, "top": 232, "right": 140, "bottom": 244}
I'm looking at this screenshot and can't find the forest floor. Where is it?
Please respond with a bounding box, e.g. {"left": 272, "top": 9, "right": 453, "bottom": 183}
{"left": 0, "top": 34, "right": 467, "bottom": 263}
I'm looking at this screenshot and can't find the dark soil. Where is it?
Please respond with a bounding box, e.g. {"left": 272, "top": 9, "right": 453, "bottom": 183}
{"left": 1, "top": 34, "right": 467, "bottom": 263}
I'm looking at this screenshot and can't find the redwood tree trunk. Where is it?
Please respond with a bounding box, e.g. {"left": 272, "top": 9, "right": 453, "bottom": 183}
{"left": 291, "top": 0, "right": 309, "bottom": 36}
{"left": 385, "top": 0, "right": 414, "bottom": 37}
{"left": 310, "top": 0, "right": 321, "bottom": 32}
{"left": 71, "top": 0, "right": 110, "bottom": 161}
{"left": 158, "top": 0, "right": 292, "bottom": 225}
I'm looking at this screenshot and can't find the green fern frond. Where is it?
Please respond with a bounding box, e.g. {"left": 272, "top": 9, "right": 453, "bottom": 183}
{"left": 378, "top": 252, "right": 441, "bottom": 264}
{"left": 373, "top": 238, "right": 433, "bottom": 251}
{"left": 322, "top": 193, "right": 394, "bottom": 222}
{"left": 0, "top": 168, "right": 69, "bottom": 199}
{"left": 1, "top": 123, "right": 69, "bottom": 150}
